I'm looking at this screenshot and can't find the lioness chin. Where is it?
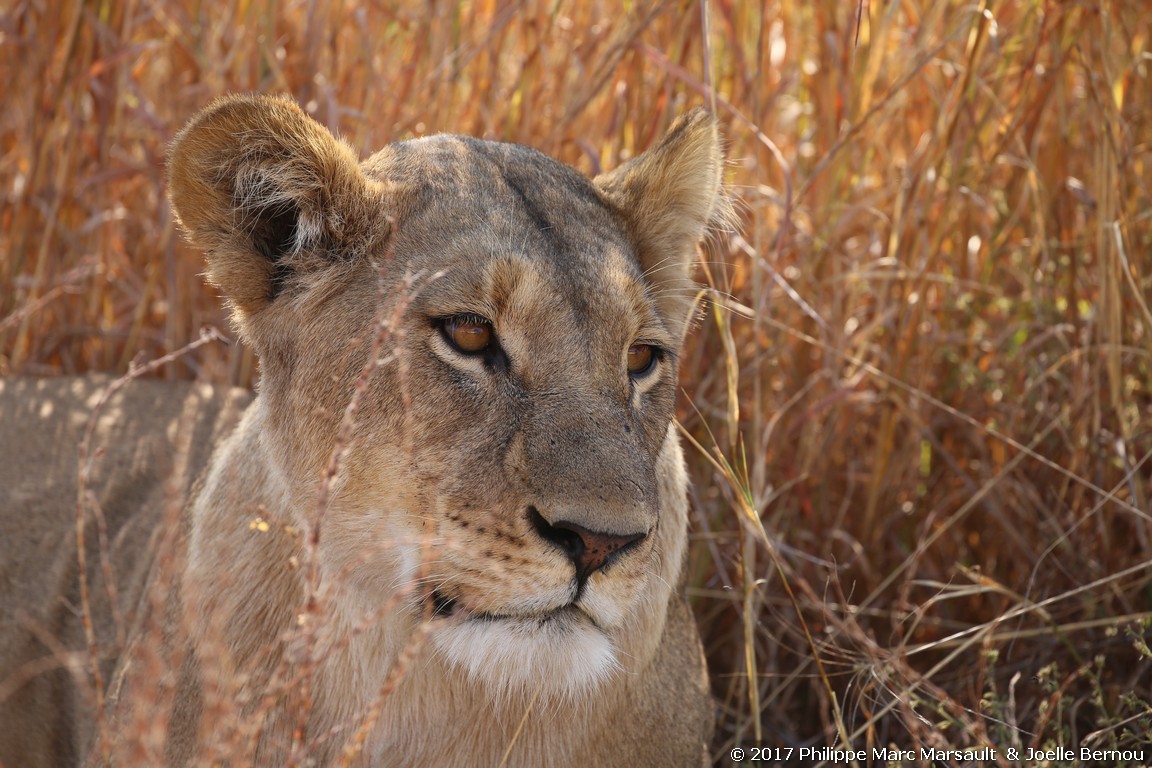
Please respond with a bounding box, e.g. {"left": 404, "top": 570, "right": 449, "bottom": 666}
{"left": 0, "top": 95, "right": 727, "bottom": 767}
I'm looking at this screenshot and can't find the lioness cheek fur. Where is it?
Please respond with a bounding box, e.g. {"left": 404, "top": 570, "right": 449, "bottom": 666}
{"left": 0, "top": 94, "right": 732, "bottom": 768}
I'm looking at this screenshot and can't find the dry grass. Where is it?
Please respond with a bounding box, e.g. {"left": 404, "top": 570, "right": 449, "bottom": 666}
{"left": 2, "top": 0, "right": 1151, "bottom": 764}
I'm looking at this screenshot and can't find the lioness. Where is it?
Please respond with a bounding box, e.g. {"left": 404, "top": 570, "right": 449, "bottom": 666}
{"left": 0, "top": 95, "right": 727, "bottom": 766}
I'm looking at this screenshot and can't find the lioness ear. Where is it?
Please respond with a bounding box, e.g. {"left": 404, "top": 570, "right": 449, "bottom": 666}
{"left": 594, "top": 108, "right": 729, "bottom": 339}
{"left": 169, "top": 94, "right": 386, "bottom": 317}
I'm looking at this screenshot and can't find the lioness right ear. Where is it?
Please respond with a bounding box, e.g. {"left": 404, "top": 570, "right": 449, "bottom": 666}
{"left": 594, "top": 108, "right": 731, "bottom": 342}
{"left": 169, "top": 95, "right": 387, "bottom": 318}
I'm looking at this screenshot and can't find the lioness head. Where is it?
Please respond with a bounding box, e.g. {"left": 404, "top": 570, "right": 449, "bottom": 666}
{"left": 169, "top": 95, "right": 726, "bottom": 704}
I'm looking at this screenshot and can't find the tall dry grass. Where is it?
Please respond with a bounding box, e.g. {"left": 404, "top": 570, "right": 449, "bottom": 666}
{"left": 2, "top": 0, "right": 1150, "bottom": 763}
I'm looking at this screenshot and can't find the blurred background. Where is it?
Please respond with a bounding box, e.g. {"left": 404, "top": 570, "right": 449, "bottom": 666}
{"left": 2, "top": 1, "right": 1150, "bottom": 763}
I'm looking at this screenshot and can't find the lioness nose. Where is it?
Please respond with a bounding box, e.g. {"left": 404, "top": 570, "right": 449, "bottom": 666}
{"left": 529, "top": 508, "right": 647, "bottom": 580}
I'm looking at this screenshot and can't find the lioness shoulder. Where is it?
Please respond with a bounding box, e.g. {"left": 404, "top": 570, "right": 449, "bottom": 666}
{"left": 0, "top": 95, "right": 728, "bottom": 767}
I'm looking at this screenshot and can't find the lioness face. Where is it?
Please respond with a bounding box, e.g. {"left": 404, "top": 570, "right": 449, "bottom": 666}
{"left": 169, "top": 96, "right": 725, "bottom": 701}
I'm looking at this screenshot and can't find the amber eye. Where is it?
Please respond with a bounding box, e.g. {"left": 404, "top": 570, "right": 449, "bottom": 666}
{"left": 627, "top": 343, "right": 656, "bottom": 376}
{"left": 443, "top": 315, "right": 493, "bottom": 354}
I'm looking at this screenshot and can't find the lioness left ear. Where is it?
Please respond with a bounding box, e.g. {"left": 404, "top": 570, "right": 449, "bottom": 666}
{"left": 594, "top": 108, "right": 728, "bottom": 339}
{"left": 169, "top": 95, "right": 387, "bottom": 319}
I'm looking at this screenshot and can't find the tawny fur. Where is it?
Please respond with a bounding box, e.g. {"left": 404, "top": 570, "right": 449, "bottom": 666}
{"left": 0, "top": 95, "right": 728, "bottom": 767}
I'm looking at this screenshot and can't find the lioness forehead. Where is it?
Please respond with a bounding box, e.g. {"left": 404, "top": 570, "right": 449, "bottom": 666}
{"left": 365, "top": 135, "right": 666, "bottom": 341}
{"left": 370, "top": 134, "right": 615, "bottom": 228}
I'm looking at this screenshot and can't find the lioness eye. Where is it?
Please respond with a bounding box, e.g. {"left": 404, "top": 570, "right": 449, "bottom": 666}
{"left": 443, "top": 315, "right": 493, "bottom": 354}
{"left": 627, "top": 343, "right": 656, "bottom": 377}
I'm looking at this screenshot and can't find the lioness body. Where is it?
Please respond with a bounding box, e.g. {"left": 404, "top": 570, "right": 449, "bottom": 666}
{"left": 0, "top": 96, "right": 726, "bottom": 766}
{"left": 0, "top": 377, "right": 250, "bottom": 765}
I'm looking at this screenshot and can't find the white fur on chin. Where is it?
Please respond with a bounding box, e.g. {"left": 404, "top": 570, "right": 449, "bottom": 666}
{"left": 431, "top": 610, "right": 619, "bottom": 703}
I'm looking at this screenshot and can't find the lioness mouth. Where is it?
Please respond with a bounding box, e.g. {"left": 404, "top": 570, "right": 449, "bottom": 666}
{"left": 431, "top": 590, "right": 460, "bottom": 618}
{"left": 429, "top": 590, "right": 582, "bottom": 626}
